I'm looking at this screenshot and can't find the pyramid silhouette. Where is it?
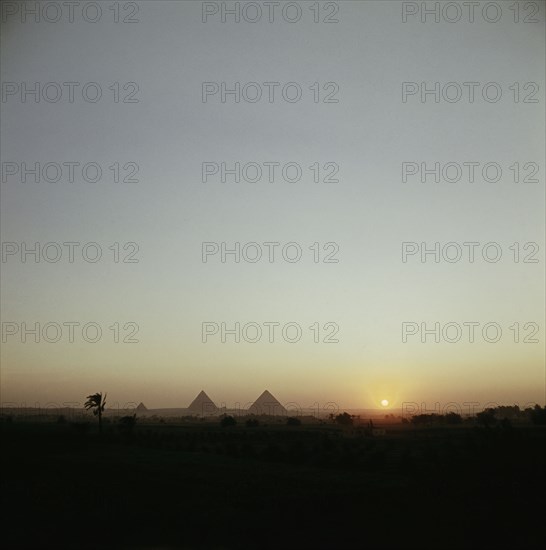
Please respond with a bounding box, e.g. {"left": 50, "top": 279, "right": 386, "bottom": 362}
{"left": 136, "top": 402, "right": 148, "bottom": 411}
{"left": 248, "top": 390, "right": 286, "bottom": 416}
{"left": 187, "top": 390, "right": 218, "bottom": 416}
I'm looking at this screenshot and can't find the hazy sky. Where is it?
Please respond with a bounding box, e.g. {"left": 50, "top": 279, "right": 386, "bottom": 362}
{"left": 1, "top": 0, "right": 544, "bottom": 411}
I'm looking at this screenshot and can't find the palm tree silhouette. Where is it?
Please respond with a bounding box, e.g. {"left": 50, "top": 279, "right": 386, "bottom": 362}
{"left": 84, "top": 392, "right": 107, "bottom": 434}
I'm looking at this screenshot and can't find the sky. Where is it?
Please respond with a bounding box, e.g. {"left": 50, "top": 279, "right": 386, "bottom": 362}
{"left": 1, "top": 0, "right": 545, "bottom": 411}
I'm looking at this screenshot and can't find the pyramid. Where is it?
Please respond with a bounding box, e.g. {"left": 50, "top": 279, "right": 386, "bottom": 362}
{"left": 248, "top": 390, "right": 287, "bottom": 416}
{"left": 187, "top": 390, "right": 218, "bottom": 416}
{"left": 136, "top": 402, "right": 148, "bottom": 412}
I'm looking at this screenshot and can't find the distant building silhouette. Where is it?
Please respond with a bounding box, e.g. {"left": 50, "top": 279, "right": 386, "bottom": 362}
{"left": 248, "top": 390, "right": 287, "bottom": 416}
{"left": 187, "top": 390, "right": 218, "bottom": 416}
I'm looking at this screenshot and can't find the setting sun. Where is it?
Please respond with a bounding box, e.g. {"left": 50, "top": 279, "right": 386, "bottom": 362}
{"left": 381, "top": 399, "right": 389, "bottom": 407}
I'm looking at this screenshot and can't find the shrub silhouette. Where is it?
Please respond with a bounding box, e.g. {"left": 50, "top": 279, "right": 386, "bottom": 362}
{"left": 335, "top": 412, "right": 353, "bottom": 426}
{"left": 220, "top": 415, "right": 236, "bottom": 428}
{"left": 476, "top": 408, "right": 496, "bottom": 427}
{"left": 445, "top": 412, "right": 462, "bottom": 424}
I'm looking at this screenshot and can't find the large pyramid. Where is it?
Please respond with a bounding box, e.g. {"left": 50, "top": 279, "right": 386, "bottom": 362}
{"left": 136, "top": 402, "right": 148, "bottom": 412}
{"left": 187, "top": 390, "right": 219, "bottom": 416}
{"left": 247, "top": 390, "right": 287, "bottom": 416}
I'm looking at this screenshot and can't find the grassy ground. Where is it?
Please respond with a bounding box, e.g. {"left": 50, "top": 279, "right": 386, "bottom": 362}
{"left": 1, "top": 420, "right": 544, "bottom": 549}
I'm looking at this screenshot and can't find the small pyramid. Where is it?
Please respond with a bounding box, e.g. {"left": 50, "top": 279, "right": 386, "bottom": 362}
{"left": 187, "top": 390, "right": 218, "bottom": 416}
{"left": 136, "top": 402, "right": 148, "bottom": 411}
{"left": 248, "top": 390, "right": 287, "bottom": 416}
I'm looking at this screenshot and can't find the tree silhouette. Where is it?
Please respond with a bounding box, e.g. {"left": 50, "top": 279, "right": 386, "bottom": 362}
{"left": 84, "top": 392, "right": 107, "bottom": 434}
{"left": 476, "top": 408, "right": 496, "bottom": 427}
{"left": 530, "top": 404, "right": 546, "bottom": 425}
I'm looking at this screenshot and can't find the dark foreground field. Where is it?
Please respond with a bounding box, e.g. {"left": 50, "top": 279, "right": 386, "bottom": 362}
{"left": 1, "top": 420, "right": 544, "bottom": 549}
